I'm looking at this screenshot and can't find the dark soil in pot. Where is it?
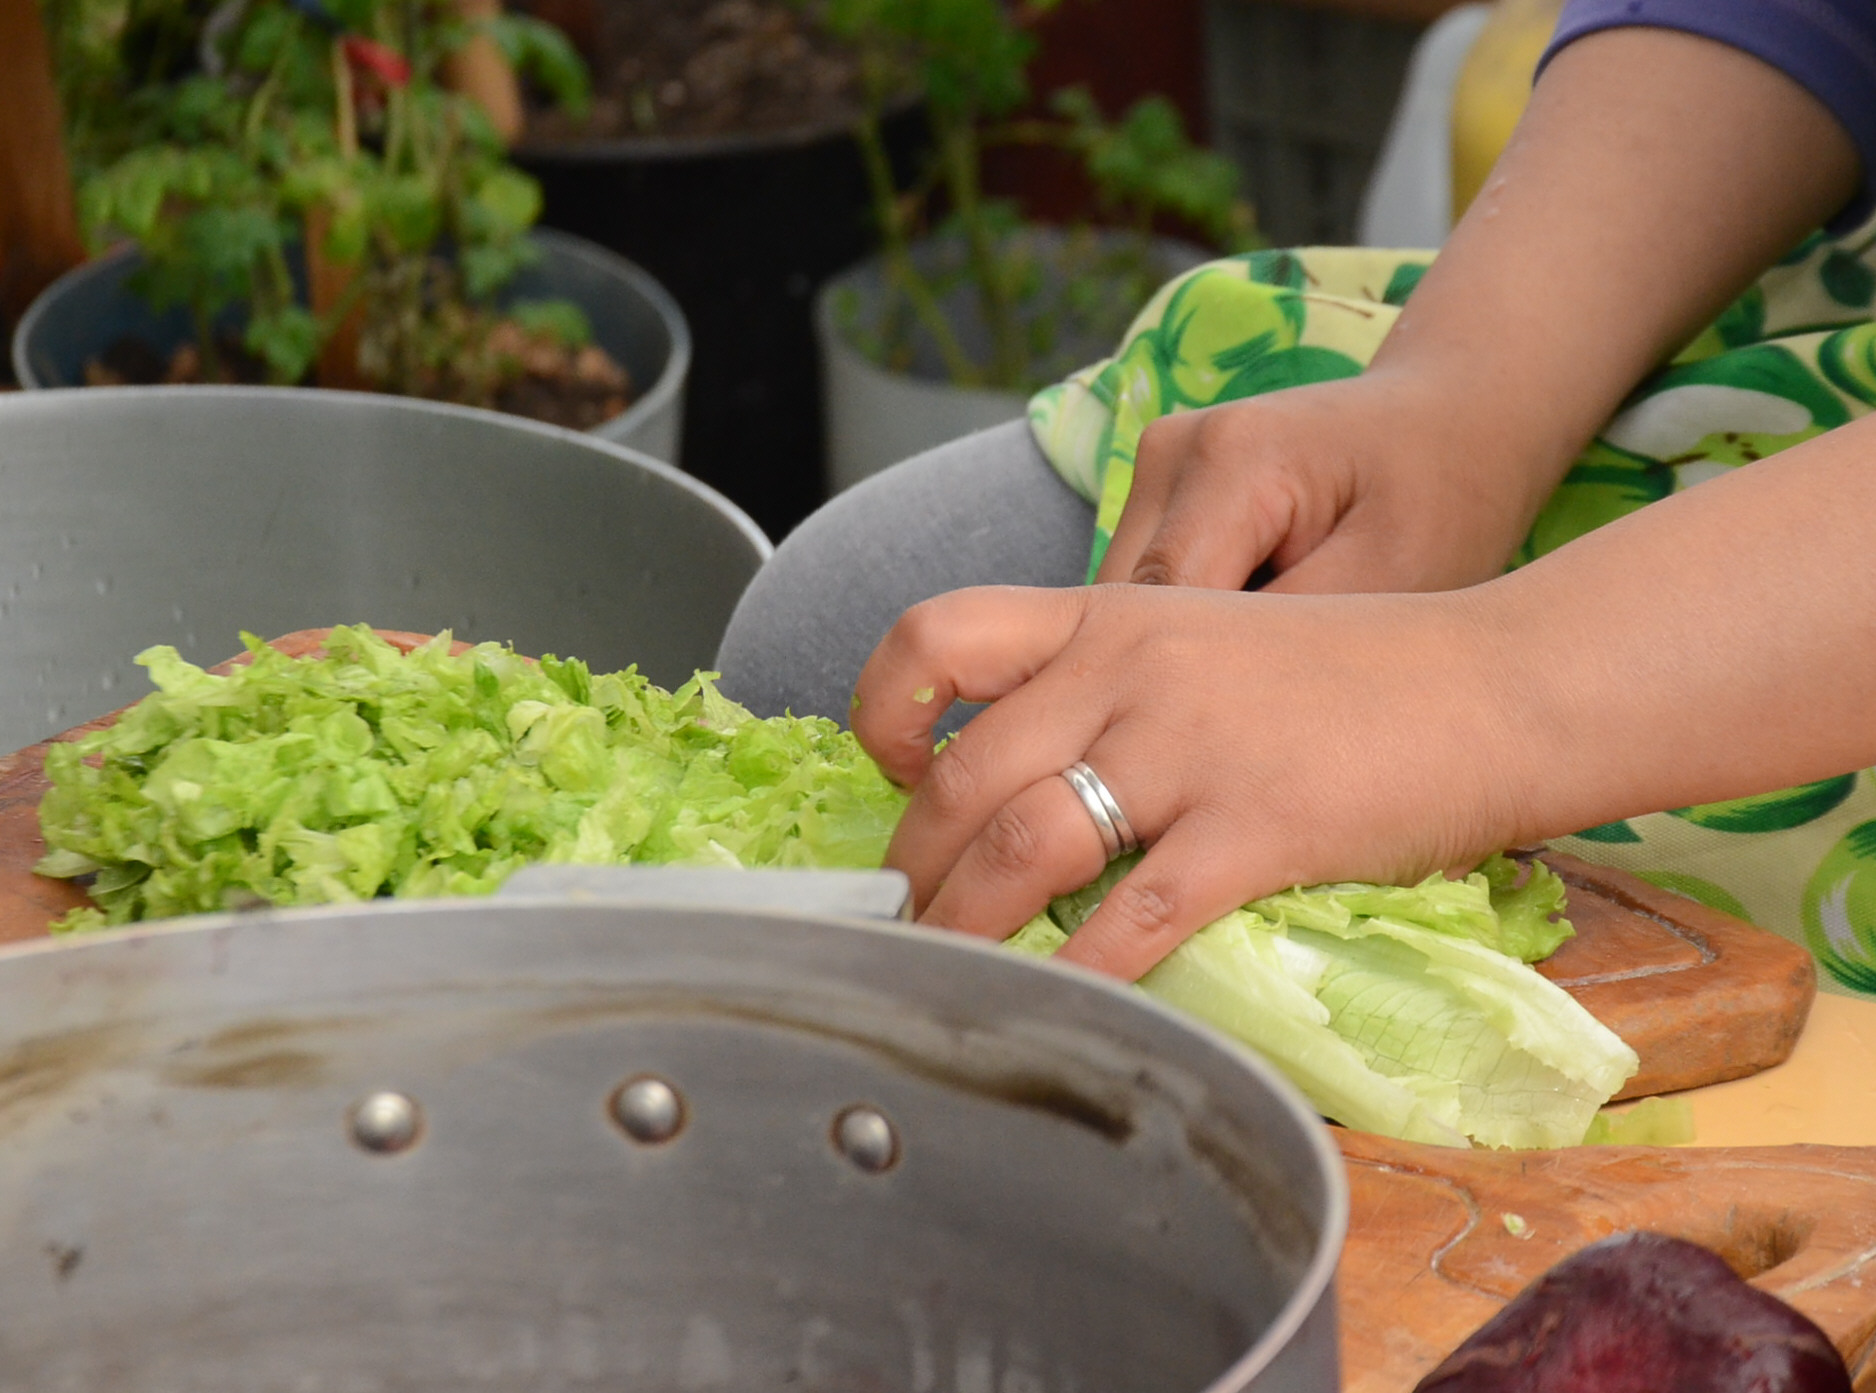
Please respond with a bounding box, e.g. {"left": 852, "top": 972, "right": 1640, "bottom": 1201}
{"left": 81, "top": 319, "right": 635, "bottom": 434}
{"left": 524, "top": 0, "right": 868, "bottom": 141}
{"left": 514, "top": 0, "right": 922, "bottom": 541}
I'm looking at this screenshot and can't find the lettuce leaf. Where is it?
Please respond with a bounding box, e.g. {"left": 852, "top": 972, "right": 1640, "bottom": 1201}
{"left": 37, "top": 626, "right": 907, "bottom": 929}
{"left": 1034, "top": 853, "right": 1633, "bottom": 1149}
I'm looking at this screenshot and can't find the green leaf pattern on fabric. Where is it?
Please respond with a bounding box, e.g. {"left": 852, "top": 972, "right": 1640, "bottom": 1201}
{"left": 1572, "top": 820, "right": 1644, "bottom": 844}
{"left": 1670, "top": 776, "right": 1858, "bottom": 834}
{"left": 1028, "top": 233, "right": 1876, "bottom": 997}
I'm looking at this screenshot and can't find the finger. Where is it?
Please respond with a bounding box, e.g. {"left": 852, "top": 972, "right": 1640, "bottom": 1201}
{"left": 1102, "top": 408, "right": 1309, "bottom": 591}
{"left": 916, "top": 772, "right": 1112, "bottom": 940}
{"left": 1094, "top": 414, "right": 1188, "bottom": 583}
{"left": 852, "top": 586, "right": 1091, "bottom": 787}
{"left": 1128, "top": 459, "right": 1297, "bottom": 590}
{"left": 1053, "top": 811, "right": 1265, "bottom": 982}
{"left": 883, "top": 657, "right": 1111, "bottom": 911}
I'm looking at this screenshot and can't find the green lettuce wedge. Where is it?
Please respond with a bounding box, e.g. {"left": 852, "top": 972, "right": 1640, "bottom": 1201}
{"left": 1026, "top": 854, "right": 1635, "bottom": 1149}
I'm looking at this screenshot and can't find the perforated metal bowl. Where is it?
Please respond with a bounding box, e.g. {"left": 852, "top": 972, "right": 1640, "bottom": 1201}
{"left": 0, "top": 891, "right": 1345, "bottom": 1391}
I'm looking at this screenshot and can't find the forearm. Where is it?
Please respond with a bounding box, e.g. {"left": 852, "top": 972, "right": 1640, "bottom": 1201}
{"left": 1370, "top": 27, "right": 1857, "bottom": 518}
{"left": 1481, "top": 413, "right": 1876, "bottom": 841}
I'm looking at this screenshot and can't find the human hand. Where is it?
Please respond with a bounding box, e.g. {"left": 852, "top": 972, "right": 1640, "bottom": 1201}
{"left": 1097, "top": 369, "right": 1562, "bottom": 595}
{"left": 851, "top": 582, "right": 1536, "bottom": 980}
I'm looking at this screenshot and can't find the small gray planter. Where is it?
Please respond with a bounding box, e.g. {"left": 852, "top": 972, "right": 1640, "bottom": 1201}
{"left": 815, "top": 230, "right": 1209, "bottom": 493}
{"left": 10, "top": 228, "right": 690, "bottom": 464}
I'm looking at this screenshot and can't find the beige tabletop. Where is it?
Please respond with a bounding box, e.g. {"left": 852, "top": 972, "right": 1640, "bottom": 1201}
{"left": 1682, "top": 991, "right": 1876, "bottom": 1147}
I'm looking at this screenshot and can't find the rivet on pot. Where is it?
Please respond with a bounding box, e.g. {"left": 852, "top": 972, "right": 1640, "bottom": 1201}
{"left": 833, "top": 1105, "right": 899, "bottom": 1174}
{"left": 610, "top": 1076, "right": 685, "bottom": 1144}
{"left": 349, "top": 1091, "right": 422, "bottom": 1155}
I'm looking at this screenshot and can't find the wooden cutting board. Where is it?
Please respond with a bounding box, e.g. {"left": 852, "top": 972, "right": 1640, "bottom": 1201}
{"left": 1340, "top": 1128, "right": 1876, "bottom": 1391}
{"left": 0, "top": 633, "right": 1820, "bottom": 1098}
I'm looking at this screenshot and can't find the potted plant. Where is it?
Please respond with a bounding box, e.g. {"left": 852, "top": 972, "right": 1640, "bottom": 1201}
{"left": 15, "top": 0, "right": 690, "bottom": 462}
{"left": 507, "top": 0, "right": 926, "bottom": 539}
{"left": 814, "top": 0, "right": 1254, "bottom": 491}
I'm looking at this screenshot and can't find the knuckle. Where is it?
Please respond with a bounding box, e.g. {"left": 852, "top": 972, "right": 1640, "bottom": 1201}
{"left": 974, "top": 802, "right": 1048, "bottom": 879}
{"left": 891, "top": 597, "right": 949, "bottom": 654}
{"left": 919, "top": 744, "right": 982, "bottom": 819}
{"left": 1135, "top": 414, "right": 1178, "bottom": 468}
{"left": 1103, "top": 875, "right": 1184, "bottom": 944}
{"left": 1190, "top": 406, "right": 1253, "bottom": 461}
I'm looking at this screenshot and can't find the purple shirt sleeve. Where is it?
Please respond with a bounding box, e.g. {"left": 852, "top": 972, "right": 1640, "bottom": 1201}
{"left": 1541, "top": 0, "right": 1876, "bottom": 231}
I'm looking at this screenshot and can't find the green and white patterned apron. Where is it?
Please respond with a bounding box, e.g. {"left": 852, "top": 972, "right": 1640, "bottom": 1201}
{"left": 1029, "top": 232, "right": 1876, "bottom": 997}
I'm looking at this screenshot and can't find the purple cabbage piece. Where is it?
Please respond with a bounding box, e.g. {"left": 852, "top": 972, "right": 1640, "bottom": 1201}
{"left": 1414, "top": 1231, "right": 1852, "bottom": 1393}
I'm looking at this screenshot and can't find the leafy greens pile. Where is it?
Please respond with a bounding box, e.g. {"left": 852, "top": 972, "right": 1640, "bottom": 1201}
{"left": 37, "top": 625, "right": 1637, "bottom": 1148}
{"left": 36, "top": 627, "right": 907, "bottom": 929}
{"left": 1010, "top": 854, "right": 1638, "bottom": 1149}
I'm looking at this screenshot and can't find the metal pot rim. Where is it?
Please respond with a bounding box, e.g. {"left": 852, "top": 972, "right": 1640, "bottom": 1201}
{"left": 0, "top": 382, "right": 769, "bottom": 566}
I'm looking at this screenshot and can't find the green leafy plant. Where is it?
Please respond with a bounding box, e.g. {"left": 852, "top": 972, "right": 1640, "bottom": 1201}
{"left": 45, "top": 0, "right": 601, "bottom": 401}
{"left": 818, "top": 0, "right": 1256, "bottom": 393}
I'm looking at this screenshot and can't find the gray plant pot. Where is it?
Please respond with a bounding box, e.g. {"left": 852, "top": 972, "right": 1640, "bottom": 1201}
{"left": 10, "top": 228, "right": 691, "bottom": 465}
{"left": 0, "top": 387, "right": 769, "bottom": 753}
{"left": 816, "top": 230, "right": 1209, "bottom": 493}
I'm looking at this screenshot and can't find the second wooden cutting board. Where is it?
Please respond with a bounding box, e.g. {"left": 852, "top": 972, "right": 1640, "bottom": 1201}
{"left": 1340, "top": 1128, "right": 1876, "bottom": 1392}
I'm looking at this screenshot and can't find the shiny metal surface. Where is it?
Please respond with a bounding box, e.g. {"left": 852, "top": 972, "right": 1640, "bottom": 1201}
{"left": 0, "top": 387, "right": 770, "bottom": 751}
{"left": 611, "top": 1075, "right": 687, "bottom": 1144}
{"left": 832, "top": 1103, "right": 900, "bottom": 1174}
{"left": 10, "top": 229, "right": 691, "bottom": 464}
{"left": 348, "top": 1091, "right": 424, "bottom": 1155}
{"left": 0, "top": 901, "right": 1346, "bottom": 1391}
{"left": 499, "top": 864, "right": 913, "bottom": 921}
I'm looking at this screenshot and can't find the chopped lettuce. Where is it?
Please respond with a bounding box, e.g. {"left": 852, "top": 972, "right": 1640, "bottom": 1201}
{"left": 1032, "top": 853, "right": 1634, "bottom": 1149}
{"left": 36, "top": 626, "right": 907, "bottom": 930}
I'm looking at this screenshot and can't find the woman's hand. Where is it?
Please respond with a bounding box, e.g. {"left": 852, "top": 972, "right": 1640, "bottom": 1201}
{"left": 851, "top": 582, "right": 1536, "bottom": 981}
{"left": 1098, "top": 27, "right": 1858, "bottom": 600}
{"left": 1097, "top": 369, "right": 1562, "bottom": 595}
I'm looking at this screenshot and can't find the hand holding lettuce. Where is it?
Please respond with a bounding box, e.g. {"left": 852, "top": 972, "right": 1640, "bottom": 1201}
{"left": 36, "top": 624, "right": 1635, "bottom": 1146}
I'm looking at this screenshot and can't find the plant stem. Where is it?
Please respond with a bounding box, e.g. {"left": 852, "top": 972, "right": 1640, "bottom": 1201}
{"left": 854, "top": 110, "right": 979, "bottom": 387}
{"left": 939, "top": 112, "right": 1025, "bottom": 390}
{"left": 332, "top": 39, "right": 358, "bottom": 159}
{"left": 243, "top": 41, "right": 287, "bottom": 154}
{"left": 191, "top": 303, "right": 223, "bottom": 383}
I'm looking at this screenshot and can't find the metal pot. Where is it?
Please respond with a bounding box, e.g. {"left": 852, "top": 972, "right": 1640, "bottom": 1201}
{"left": 0, "top": 388, "right": 769, "bottom": 753}
{"left": 9, "top": 229, "right": 691, "bottom": 465}
{"left": 0, "top": 878, "right": 1346, "bottom": 1391}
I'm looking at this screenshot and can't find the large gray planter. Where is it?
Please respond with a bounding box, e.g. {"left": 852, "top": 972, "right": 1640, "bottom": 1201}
{"left": 10, "top": 228, "right": 691, "bottom": 464}
{"left": 0, "top": 388, "right": 768, "bottom": 752}
{"left": 816, "top": 231, "right": 1208, "bottom": 493}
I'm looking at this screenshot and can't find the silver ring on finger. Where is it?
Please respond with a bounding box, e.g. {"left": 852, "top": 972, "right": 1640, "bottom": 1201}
{"left": 1062, "top": 760, "right": 1141, "bottom": 862}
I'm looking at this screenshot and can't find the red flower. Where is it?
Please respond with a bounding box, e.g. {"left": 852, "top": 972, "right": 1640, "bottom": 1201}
{"left": 341, "top": 36, "right": 411, "bottom": 88}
